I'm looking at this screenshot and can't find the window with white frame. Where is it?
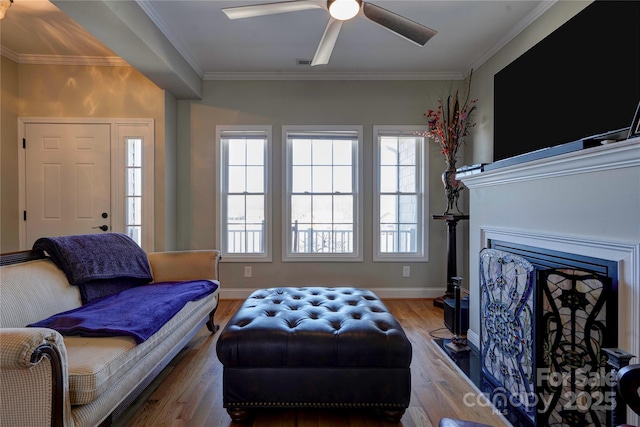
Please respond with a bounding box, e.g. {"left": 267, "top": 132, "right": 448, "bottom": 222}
{"left": 125, "top": 138, "right": 142, "bottom": 245}
{"left": 283, "top": 126, "right": 362, "bottom": 261}
{"left": 217, "top": 126, "right": 271, "bottom": 261}
{"left": 117, "top": 121, "right": 154, "bottom": 252}
{"left": 373, "top": 126, "right": 428, "bottom": 261}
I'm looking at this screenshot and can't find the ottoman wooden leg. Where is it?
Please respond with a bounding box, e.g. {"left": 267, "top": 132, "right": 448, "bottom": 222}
{"left": 226, "top": 407, "right": 252, "bottom": 423}
{"left": 382, "top": 408, "right": 405, "bottom": 422}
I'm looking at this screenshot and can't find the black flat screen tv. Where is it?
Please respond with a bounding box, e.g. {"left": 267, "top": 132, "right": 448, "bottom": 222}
{"left": 493, "top": 0, "right": 640, "bottom": 163}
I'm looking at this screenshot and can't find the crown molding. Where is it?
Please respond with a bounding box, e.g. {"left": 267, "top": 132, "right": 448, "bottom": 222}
{"left": 0, "top": 45, "right": 19, "bottom": 62}
{"left": 1, "top": 45, "right": 463, "bottom": 81}
{"left": 203, "top": 71, "right": 465, "bottom": 81}
{"left": 1, "top": 45, "right": 129, "bottom": 66}
{"left": 469, "top": 0, "right": 556, "bottom": 71}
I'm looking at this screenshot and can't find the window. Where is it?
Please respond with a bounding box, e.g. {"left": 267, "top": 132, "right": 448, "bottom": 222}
{"left": 373, "top": 126, "right": 428, "bottom": 261}
{"left": 217, "top": 126, "right": 271, "bottom": 261}
{"left": 125, "top": 138, "right": 142, "bottom": 244}
{"left": 116, "top": 121, "right": 154, "bottom": 252}
{"left": 283, "top": 126, "right": 363, "bottom": 261}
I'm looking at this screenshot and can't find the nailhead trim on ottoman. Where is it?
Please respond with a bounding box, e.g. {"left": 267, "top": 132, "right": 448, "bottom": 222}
{"left": 216, "top": 287, "right": 412, "bottom": 422}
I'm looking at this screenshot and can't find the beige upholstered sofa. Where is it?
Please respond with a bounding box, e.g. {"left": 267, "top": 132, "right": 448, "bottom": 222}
{"left": 0, "top": 249, "right": 221, "bottom": 427}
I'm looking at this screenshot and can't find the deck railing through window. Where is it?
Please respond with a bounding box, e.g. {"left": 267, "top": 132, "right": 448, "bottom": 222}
{"left": 291, "top": 222, "right": 353, "bottom": 253}
{"left": 226, "top": 224, "right": 415, "bottom": 254}
{"left": 227, "top": 224, "right": 264, "bottom": 253}
{"left": 380, "top": 229, "right": 416, "bottom": 253}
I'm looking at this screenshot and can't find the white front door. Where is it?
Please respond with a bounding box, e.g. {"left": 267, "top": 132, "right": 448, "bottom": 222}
{"left": 24, "top": 123, "right": 111, "bottom": 247}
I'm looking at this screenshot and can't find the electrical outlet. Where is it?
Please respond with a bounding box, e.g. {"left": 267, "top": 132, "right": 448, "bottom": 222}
{"left": 402, "top": 266, "right": 410, "bottom": 277}
{"left": 244, "top": 266, "right": 252, "bottom": 278}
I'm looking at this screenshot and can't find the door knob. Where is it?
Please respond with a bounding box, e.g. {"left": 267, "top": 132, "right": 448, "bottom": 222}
{"left": 92, "top": 225, "right": 109, "bottom": 232}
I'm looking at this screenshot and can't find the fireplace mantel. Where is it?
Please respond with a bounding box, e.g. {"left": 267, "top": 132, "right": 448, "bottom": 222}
{"left": 460, "top": 136, "right": 640, "bottom": 189}
{"left": 459, "top": 135, "right": 640, "bottom": 425}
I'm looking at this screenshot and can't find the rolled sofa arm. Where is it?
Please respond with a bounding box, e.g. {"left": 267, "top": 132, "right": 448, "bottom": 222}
{"left": 147, "top": 250, "right": 221, "bottom": 283}
{"left": 0, "top": 328, "right": 70, "bottom": 427}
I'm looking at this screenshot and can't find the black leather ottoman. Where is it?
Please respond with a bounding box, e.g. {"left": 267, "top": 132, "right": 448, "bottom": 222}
{"left": 216, "top": 287, "right": 412, "bottom": 422}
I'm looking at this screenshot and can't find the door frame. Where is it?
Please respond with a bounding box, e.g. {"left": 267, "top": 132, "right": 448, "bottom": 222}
{"left": 18, "top": 118, "right": 155, "bottom": 251}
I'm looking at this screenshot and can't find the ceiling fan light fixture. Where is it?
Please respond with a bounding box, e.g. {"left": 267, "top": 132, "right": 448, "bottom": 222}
{"left": 328, "top": 0, "right": 361, "bottom": 21}
{"left": 0, "top": 0, "right": 13, "bottom": 20}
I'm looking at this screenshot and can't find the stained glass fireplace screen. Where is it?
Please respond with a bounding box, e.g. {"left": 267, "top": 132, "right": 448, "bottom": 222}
{"left": 537, "top": 268, "right": 613, "bottom": 427}
{"left": 480, "top": 248, "right": 536, "bottom": 421}
{"left": 480, "top": 245, "right": 616, "bottom": 426}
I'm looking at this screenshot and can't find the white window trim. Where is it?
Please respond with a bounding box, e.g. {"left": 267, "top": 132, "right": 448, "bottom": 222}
{"left": 215, "top": 125, "right": 272, "bottom": 262}
{"left": 373, "top": 125, "right": 429, "bottom": 262}
{"left": 115, "top": 122, "right": 155, "bottom": 251}
{"left": 282, "top": 125, "right": 363, "bottom": 262}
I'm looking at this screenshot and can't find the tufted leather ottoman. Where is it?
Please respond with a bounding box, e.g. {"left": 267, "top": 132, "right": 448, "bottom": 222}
{"left": 216, "top": 287, "right": 412, "bottom": 422}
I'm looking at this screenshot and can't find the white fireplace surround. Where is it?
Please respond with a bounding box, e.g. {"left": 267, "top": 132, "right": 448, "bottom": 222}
{"left": 461, "top": 136, "right": 640, "bottom": 424}
{"left": 472, "top": 227, "right": 639, "bottom": 356}
{"left": 480, "top": 229, "right": 637, "bottom": 424}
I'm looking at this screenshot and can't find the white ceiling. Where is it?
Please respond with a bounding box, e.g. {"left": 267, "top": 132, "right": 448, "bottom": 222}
{"left": 0, "top": 0, "right": 553, "bottom": 94}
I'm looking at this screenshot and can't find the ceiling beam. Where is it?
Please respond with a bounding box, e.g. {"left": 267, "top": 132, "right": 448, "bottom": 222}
{"left": 52, "top": 0, "right": 202, "bottom": 99}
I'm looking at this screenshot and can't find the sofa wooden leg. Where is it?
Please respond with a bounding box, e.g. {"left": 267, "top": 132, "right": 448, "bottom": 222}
{"left": 206, "top": 308, "right": 219, "bottom": 333}
{"left": 226, "top": 407, "right": 252, "bottom": 423}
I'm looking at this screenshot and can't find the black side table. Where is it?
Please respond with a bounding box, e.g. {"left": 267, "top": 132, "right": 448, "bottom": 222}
{"left": 432, "top": 214, "right": 469, "bottom": 308}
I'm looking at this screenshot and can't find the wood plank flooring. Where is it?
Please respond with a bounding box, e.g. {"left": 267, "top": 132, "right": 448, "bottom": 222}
{"left": 115, "top": 298, "right": 509, "bottom": 427}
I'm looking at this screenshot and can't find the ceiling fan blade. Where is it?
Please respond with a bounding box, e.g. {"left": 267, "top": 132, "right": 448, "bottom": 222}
{"left": 311, "top": 18, "right": 343, "bottom": 66}
{"left": 362, "top": 2, "right": 437, "bottom": 46}
{"left": 222, "top": 0, "right": 323, "bottom": 20}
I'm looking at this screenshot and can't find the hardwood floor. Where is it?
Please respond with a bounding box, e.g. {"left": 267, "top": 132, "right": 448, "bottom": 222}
{"left": 116, "top": 298, "right": 509, "bottom": 427}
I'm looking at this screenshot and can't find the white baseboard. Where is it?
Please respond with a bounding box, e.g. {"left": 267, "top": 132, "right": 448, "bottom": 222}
{"left": 219, "top": 286, "right": 447, "bottom": 300}
{"left": 467, "top": 329, "right": 480, "bottom": 349}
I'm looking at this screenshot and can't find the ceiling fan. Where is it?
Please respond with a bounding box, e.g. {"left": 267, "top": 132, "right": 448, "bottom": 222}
{"left": 221, "top": 0, "right": 437, "bottom": 66}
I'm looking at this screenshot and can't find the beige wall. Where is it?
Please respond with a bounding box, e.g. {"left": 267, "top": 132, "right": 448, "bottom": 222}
{"left": 0, "top": 56, "right": 20, "bottom": 252}
{"left": 0, "top": 60, "right": 167, "bottom": 252}
{"left": 178, "top": 79, "right": 467, "bottom": 295}
{"left": 162, "top": 91, "right": 178, "bottom": 251}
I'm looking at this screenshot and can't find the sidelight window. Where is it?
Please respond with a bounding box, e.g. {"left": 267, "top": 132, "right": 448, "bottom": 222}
{"left": 125, "top": 138, "right": 142, "bottom": 245}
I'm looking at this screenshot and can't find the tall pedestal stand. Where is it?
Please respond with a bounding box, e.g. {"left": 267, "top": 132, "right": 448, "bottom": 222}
{"left": 445, "top": 282, "right": 471, "bottom": 353}
{"left": 432, "top": 214, "right": 469, "bottom": 308}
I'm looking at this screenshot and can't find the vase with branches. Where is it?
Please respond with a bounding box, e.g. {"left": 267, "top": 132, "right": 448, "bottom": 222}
{"left": 422, "top": 70, "right": 477, "bottom": 214}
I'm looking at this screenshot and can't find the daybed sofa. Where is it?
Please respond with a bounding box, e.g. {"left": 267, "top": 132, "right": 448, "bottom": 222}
{"left": 0, "top": 237, "right": 221, "bottom": 427}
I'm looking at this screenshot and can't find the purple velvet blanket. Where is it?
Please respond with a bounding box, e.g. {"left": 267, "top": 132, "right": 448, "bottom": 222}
{"left": 28, "top": 280, "right": 219, "bottom": 344}
{"left": 32, "top": 233, "right": 152, "bottom": 285}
